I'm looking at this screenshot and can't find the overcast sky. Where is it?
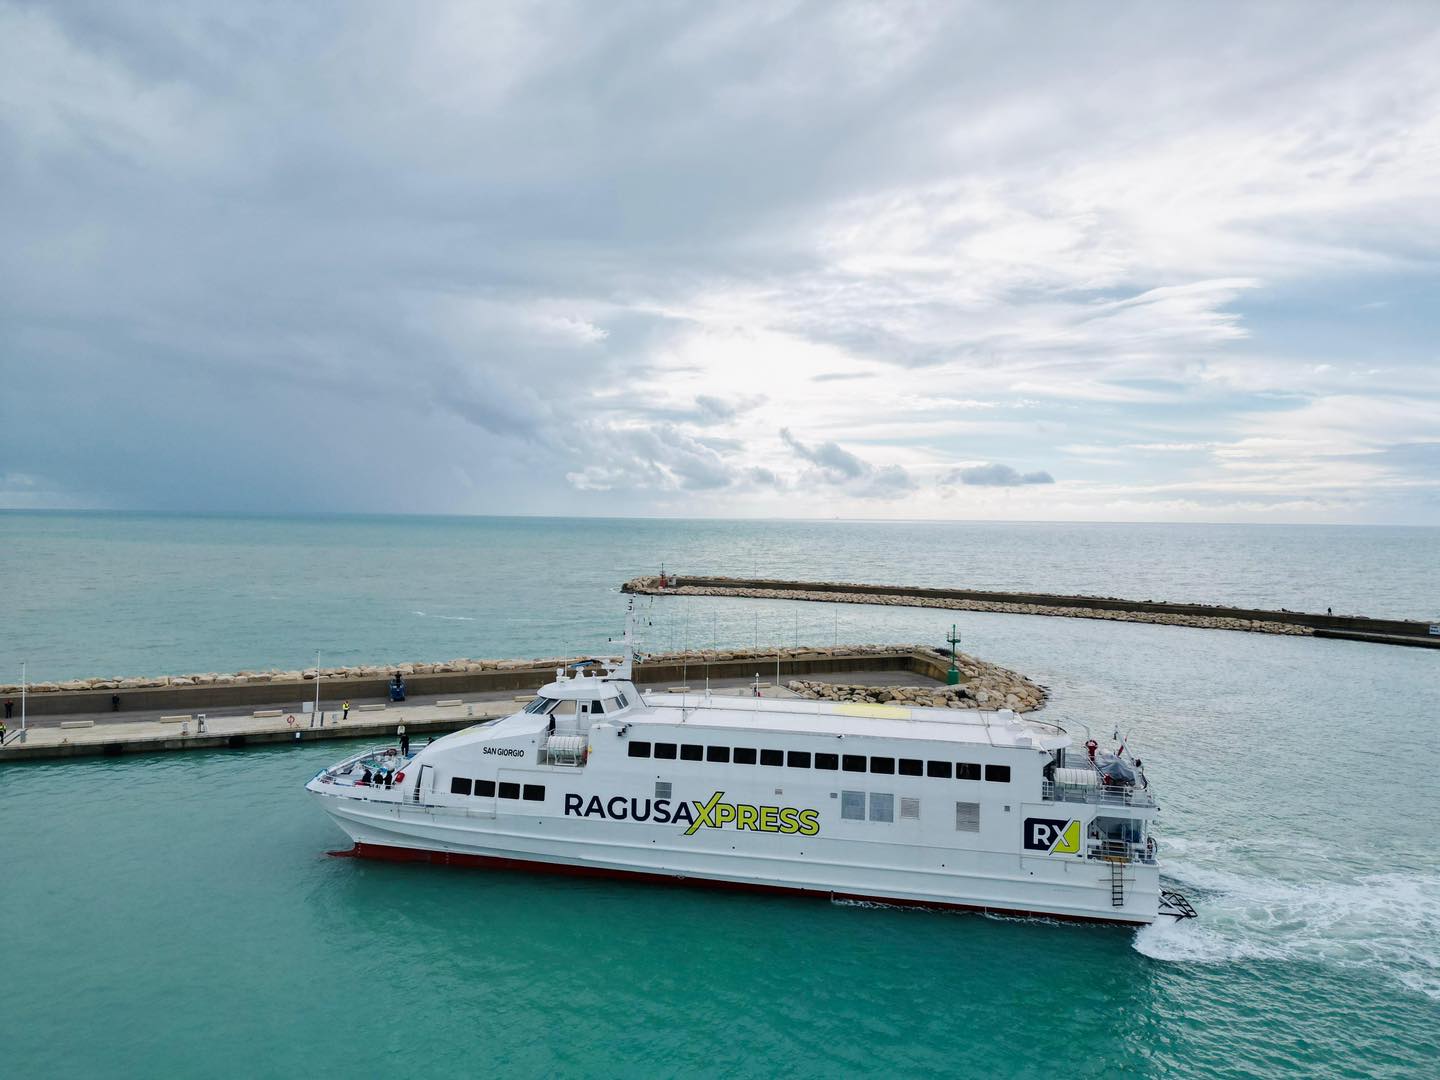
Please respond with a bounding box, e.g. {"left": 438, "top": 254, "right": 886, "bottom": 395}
{"left": 2, "top": 1, "right": 1438, "bottom": 523}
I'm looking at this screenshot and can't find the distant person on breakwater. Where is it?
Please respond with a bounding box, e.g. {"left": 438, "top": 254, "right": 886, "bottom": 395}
{"left": 4, "top": 699, "right": 12, "bottom": 720}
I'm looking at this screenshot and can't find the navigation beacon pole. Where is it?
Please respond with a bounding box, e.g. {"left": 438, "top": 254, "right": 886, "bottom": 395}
{"left": 19, "top": 660, "right": 25, "bottom": 743}
{"left": 946, "top": 624, "right": 962, "bottom": 685}
{"left": 313, "top": 650, "right": 321, "bottom": 728}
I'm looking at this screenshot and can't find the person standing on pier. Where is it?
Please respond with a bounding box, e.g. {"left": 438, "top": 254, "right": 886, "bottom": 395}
{"left": 3, "top": 699, "right": 12, "bottom": 721}
{"left": 342, "top": 700, "right": 351, "bottom": 721}
{"left": 399, "top": 725, "right": 410, "bottom": 757}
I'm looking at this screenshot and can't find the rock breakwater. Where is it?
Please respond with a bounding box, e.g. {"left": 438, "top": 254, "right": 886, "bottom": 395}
{"left": 788, "top": 649, "right": 1046, "bottom": 713}
{"left": 623, "top": 577, "right": 1313, "bottom": 636}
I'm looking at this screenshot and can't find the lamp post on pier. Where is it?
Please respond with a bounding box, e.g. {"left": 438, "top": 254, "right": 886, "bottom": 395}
{"left": 946, "top": 624, "right": 962, "bottom": 685}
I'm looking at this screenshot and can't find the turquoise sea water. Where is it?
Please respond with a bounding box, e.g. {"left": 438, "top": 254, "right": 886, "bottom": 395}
{"left": 3, "top": 513, "right": 1439, "bottom": 1078}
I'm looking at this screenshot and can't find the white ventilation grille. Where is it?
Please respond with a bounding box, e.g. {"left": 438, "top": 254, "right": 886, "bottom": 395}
{"left": 841, "top": 790, "right": 866, "bottom": 821}
{"left": 655, "top": 781, "right": 672, "bottom": 800}
{"left": 900, "top": 797, "right": 920, "bottom": 820}
{"left": 955, "top": 801, "right": 980, "bottom": 832}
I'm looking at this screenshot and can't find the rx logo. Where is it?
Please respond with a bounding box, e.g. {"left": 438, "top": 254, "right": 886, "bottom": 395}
{"left": 1024, "top": 817, "right": 1081, "bottom": 854}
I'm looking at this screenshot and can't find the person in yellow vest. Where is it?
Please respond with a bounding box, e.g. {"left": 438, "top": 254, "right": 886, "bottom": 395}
{"left": 342, "top": 700, "right": 351, "bottom": 721}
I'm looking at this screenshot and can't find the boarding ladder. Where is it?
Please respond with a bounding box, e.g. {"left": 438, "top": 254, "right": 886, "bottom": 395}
{"left": 1109, "top": 858, "right": 1125, "bottom": 907}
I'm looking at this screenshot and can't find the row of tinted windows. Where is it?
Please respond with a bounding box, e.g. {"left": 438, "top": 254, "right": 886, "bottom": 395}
{"left": 450, "top": 777, "right": 546, "bottom": 801}
{"left": 627, "top": 741, "right": 1010, "bottom": 783}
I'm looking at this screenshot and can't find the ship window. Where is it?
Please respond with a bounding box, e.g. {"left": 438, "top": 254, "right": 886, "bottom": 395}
{"left": 655, "top": 781, "right": 672, "bottom": 799}
{"left": 760, "top": 749, "right": 783, "bottom": 766}
{"left": 616, "top": 692, "right": 629, "bottom": 709}
{"left": 734, "top": 747, "right": 757, "bottom": 765}
{"left": 955, "top": 801, "right": 980, "bottom": 832}
{"left": 523, "top": 697, "right": 555, "bottom": 714}
{"left": 841, "top": 790, "right": 866, "bottom": 821}
{"left": 523, "top": 784, "right": 545, "bottom": 802}
{"left": 842, "top": 755, "right": 866, "bottom": 772}
{"left": 815, "top": 753, "right": 839, "bottom": 771}
{"left": 927, "top": 760, "right": 952, "bottom": 778}
{"left": 869, "top": 793, "right": 894, "bottom": 823}
{"left": 985, "top": 764, "right": 1011, "bottom": 783}
{"left": 629, "top": 741, "right": 651, "bottom": 758}
{"left": 654, "top": 743, "right": 677, "bottom": 760}
{"left": 899, "top": 758, "right": 923, "bottom": 777}
{"left": 956, "top": 762, "right": 980, "bottom": 781}
{"left": 706, "top": 746, "right": 729, "bottom": 763}
{"left": 787, "top": 750, "right": 811, "bottom": 768}
{"left": 476, "top": 779, "right": 496, "bottom": 797}
{"left": 900, "top": 797, "right": 920, "bottom": 820}
{"left": 681, "top": 744, "right": 703, "bottom": 762}
{"left": 450, "top": 777, "right": 472, "bottom": 795}
{"left": 591, "top": 700, "right": 605, "bottom": 715}
{"left": 870, "top": 756, "right": 895, "bottom": 775}
{"left": 499, "top": 782, "right": 520, "bottom": 800}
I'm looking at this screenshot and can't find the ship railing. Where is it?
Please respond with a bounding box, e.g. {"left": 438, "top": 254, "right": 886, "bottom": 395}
{"left": 314, "top": 744, "right": 407, "bottom": 785}
{"left": 1086, "top": 839, "right": 1156, "bottom": 866}
{"left": 1041, "top": 778, "right": 1155, "bottom": 808}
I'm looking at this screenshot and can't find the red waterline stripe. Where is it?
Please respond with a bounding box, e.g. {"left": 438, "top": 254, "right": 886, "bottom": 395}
{"left": 329, "top": 842, "right": 1146, "bottom": 926}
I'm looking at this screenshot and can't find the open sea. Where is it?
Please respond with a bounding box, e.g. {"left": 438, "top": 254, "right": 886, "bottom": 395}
{"left": 2, "top": 512, "right": 1438, "bottom": 1078}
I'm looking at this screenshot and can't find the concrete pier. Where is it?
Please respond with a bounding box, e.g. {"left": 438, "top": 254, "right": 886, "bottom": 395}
{"left": 623, "top": 575, "right": 1440, "bottom": 647}
{"left": 0, "top": 646, "right": 965, "bottom": 763}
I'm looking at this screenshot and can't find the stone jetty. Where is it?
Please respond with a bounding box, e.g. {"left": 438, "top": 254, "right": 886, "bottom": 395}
{"left": 622, "top": 575, "right": 1440, "bottom": 646}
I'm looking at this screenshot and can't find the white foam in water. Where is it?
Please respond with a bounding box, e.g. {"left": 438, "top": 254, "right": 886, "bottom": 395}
{"left": 1134, "top": 861, "right": 1440, "bottom": 999}
{"left": 411, "top": 610, "right": 476, "bottom": 621}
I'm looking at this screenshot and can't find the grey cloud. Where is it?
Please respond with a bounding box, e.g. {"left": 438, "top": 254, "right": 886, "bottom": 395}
{"left": 780, "top": 427, "right": 867, "bottom": 480}
{"left": 946, "top": 464, "right": 1056, "bottom": 486}
{"left": 780, "top": 428, "right": 915, "bottom": 499}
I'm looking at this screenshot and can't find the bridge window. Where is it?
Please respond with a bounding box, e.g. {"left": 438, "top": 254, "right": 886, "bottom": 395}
{"left": 841, "top": 790, "right": 866, "bottom": 821}
{"left": 615, "top": 691, "right": 630, "bottom": 709}
{"left": 926, "top": 760, "right": 952, "bottom": 778}
{"left": 869, "top": 793, "right": 894, "bottom": 823}
{"left": 870, "top": 756, "right": 895, "bottom": 775}
{"left": 734, "top": 747, "right": 757, "bottom": 765}
{"left": 956, "top": 762, "right": 980, "bottom": 781}
{"left": 522, "top": 784, "right": 545, "bottom": 802}
{"left": 815, "top": 753, "right": 839, "bottom": 771}
{"left": 787, "top": 751, "right": 811, "bottom": 768}
{"left": 842, "top": 755, "right": 866, "bottom": 773}
{"left": 654, "top": 743, "right": 677, "bottom": 760}
{"left": 681, "top": 744, "right": 703, "bottom": 762}
{"left": 523, "top": 697, "right": 556, "bottom": 714}
{"left": 450, "top": 777, "right": 472, "bottom": 795}
{"left": 628, "top": 741, "right": 651, "bottom": 758}
{"left": 955, "top": 801, "right": 980, "bottom": 832}
{"left": 498, "top": 782, "right": 520, "bottom": 800}
{"left": 706, "top": 746, "right": 730, "bottom": 763}
{"left": 899, "top": 758, "right": 923, "bottom": 777}
{"left": 760, "top": 749, "right": 783, "bottom": 766}
{"left": 590, "top": 700, "right": 605, "bottom": 715}
{"left": 985, "top": 764, "right": 1011, "bottom": 783}
{"left": 476, "top": 779, "right": 496, "bottom": 797}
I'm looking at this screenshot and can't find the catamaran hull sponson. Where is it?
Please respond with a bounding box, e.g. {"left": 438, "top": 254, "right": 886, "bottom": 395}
{"left": 312, "top": 791, "right": 1160, "bottom": 925}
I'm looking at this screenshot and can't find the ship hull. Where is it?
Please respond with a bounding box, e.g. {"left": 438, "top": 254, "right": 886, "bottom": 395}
{"left": 311, "top": 788, "right": 1160, "bottom": 925}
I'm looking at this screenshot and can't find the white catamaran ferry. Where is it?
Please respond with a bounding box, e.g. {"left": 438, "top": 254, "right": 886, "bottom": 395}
{"left": 308, "top": 618, "right": 1194, "bottom": 925}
